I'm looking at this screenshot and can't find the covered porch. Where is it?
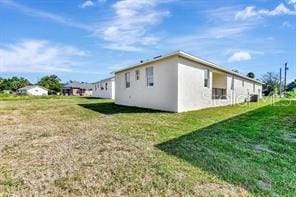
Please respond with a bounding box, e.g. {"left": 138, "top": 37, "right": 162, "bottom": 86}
{"left": 211, "top": 71, "right": 228, "bottom": 100}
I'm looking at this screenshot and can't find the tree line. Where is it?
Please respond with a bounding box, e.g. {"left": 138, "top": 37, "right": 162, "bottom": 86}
{"left": 235, "top": 71, "right": 295, "bottom": 96}
{"left": 261, "top": 72, "right": 295, "bottom": 96}
{"left": 0, "top": 72, "right": 295, "bottom": 96}
{"left": 0, "top": 75, "right": 62, "bottom": 94}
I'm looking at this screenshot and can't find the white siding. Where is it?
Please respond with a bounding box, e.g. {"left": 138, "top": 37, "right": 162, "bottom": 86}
{"left": 26, "top": 87, "right": 48, "bottom": 96}
{"left": 115, "top": 56, "right": 179, "bottom": 112}
{"left": 93, "top": 79, "right": 115, "bottom": 99}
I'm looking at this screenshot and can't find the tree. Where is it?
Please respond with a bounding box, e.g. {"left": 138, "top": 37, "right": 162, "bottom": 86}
{"left": 261, "top": 72, "right": 280, "bottom": 96}
{"left": 0, "top": 77, "right": 4, "bottom": 92}
{"left": 38, "top": 75, "right": 62, "bottom": 94}
{"left": 247, "top": 72, "right": 255, "bottom": 79}
{"left": 0, "top": 77, "right": 30, "bottom": 91}
{"left": 286, "top": 80, "right": 296, "bottom": 91}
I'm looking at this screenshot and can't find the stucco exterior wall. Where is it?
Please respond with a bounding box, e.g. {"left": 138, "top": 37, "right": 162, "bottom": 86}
{"left": 177, "top": 57, "right": 213, "bottom": 112}
{"left": 115, "top": 55, "right": 262, "bottom": 113}
{"left": 27, "top": 87, "right": 48, "bottom": 96}
{"left": 93, "top": 80, "right": 115, "bottom": 99}
{"left": 177, "top": 57, "right": 262, "bottom": 112}
{"left": 115, "top": 56, "right": 179, "bottom": 112}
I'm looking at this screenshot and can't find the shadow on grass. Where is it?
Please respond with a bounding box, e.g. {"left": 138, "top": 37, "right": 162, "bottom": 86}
{"left": 79, "top": 102, "right": 165, "bottom": 114}
{"left": 81, "top": 96, "right": 107, "bottom": 100}
{"left": 156, "top": 100, "right": 296, "bottom": 195}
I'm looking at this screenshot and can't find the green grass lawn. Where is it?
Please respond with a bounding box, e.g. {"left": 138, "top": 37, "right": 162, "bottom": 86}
{"left": 0, "top": 95, "right": 295, "bottom": 195}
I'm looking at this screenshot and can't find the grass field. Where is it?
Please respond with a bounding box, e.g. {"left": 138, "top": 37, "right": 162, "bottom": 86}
{"left": 0, "top": 95, "right": 295, "bottom": 196}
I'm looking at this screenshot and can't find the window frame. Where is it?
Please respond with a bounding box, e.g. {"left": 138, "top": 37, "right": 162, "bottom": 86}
{"left": 231, "top": 76, "right": 234, "bottom": 90}
{"left": 135, "top": 70, "right": 140, "bottom": 81}
{"left": 146, "top": 67, "right": 154, "bottom": 87}
{"left": 212, "top": 88, "right": 227, "bottom": 99}
{"left": 125, "top": 72, "right": 131, "bottom": 88}
{"left": 204, "top": 69, "right": 210, "bottom": 88}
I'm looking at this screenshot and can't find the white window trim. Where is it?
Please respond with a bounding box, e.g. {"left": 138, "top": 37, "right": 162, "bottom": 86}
{"left": 125, "top": 72, "right": 131, "bottom": 88}
{"left": 204, "top": 69, "right": 210, "bottom": 88}
{"left": 231, "top": 76, "right": 234, "bottom": 90}
{"left": 135, "top": 70, "right": 140, "bottom": 81}
{"left": 146, "top": 67, "right": 154, "bottom": 87}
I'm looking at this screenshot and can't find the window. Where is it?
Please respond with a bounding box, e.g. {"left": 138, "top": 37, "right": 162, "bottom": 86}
{"left": 212, "top": 88, "right": 227, "bottom": 99}
{"left": 125, "top": 72, "right": 130, "bottom": 88}
{"left": 242, "top": 80, "right": 245, "bottom": 87}
{"left": 231, "top": 76, "right": 234, "bottom": 90}
{"left": 253, "top": 83, "right": 255, "bottom": 93}
{"left": 135, "top": 70, "right": 140, "bottom": 80}
{"left": 146, "top": 67, "right": 154, "bottom": 87}
{"left": 100, "top": 83, "right": 104, "bottom": 90}
{"left": 204, "top": 69, "right": 209, "bottom": 87}
{"left": 105, "top": 83, "right": 108, "bottom": 91}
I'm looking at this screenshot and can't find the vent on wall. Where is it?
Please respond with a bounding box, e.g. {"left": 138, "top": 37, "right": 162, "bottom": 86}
{"left": 153, "top": 55, "right": 162, "bottom": 59}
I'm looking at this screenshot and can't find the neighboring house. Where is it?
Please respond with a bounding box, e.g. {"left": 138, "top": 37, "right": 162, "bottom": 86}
{"left": 92, "top": 77, "right": 115, "bottom": 99}
{"left": 17, "top": 85, "right": 48, "bottom": 96}
{"left": 62, "top": 82, "right": 93, "bottom": 96}
{"left": 114, "top": 51, "right": 263, "bottom": 112}
{"left": 3, "top": 90, "right": 11, "bottom": 94}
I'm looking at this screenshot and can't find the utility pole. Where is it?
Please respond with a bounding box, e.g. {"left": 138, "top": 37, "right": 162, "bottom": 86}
{"left": 279, "top": 68, "right": 282, "bottom": 97}
{"left": 284, "top": 63, "right": 288, "bottom": 93}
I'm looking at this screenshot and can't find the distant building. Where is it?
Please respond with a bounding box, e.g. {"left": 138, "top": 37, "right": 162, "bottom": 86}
{"left": 3, "top": 90, "right": 11, "bottom": 94}
{"left": 62, "top": 81, "right": 93, "bottom": 96}
{"left": 17, "top": 85, "right": 48, "bottom": 96}
{"left": 92, "top": 77, "right": 115, "bottom": 99}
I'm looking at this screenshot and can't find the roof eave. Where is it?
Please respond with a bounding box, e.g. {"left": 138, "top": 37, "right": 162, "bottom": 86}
{"left": 113, "top": 50, "right": 263, "bottom": 85}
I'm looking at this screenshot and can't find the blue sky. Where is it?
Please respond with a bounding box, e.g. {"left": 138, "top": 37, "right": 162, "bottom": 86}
{"left": 0, "top": 0, "right": 295, "bottom": 83}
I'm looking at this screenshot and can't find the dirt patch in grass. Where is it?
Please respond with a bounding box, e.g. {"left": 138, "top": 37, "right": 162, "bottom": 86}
{"left": 1, "top": 97, "right": 294, "bottom": 196}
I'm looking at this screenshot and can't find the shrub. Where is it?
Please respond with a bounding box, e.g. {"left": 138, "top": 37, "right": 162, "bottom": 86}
{"left": 285, "top": 90, "right": 296, "bottom": 98}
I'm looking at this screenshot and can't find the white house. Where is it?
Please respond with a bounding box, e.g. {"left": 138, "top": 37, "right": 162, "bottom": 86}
{"left": 92, "top": 77, "right": 115, "bottom": 99}
{"left": 114, "top": 51, "right": 263, "bottom": 112}
{"left": 17, "top": 85, "right": 48, "bottom": 96}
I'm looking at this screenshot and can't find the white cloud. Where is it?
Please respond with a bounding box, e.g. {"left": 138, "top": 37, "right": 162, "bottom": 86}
{"left": 228, "top": 51, "right": 251, "bottom": 62}
{"left": 80, "top": 0, "right": 94, "bottom": 8}
{"left": 0, "top": 0, "right": 170, "bottom": 52}
{"left": 207, "top": 25, "right": 250, "bottom": 39}
{"left": 288, "top": 0, "right": 296, "bottom": 9}
{"left": 0, "top": 40, "right": 89, "bottom": 73}
{"left": 282, "top": 21, "right": 293, "bottom": 28}
{"left": 0, "top": 0, "right": 93, "bottom": 31}
{"left": 235, "top": 3, "right": 296, "bottom": 21}
{"left": 97, "top": 0, "right": 170, "bottom": 51}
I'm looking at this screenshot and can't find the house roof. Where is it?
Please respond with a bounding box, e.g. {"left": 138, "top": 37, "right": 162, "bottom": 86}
{"left": 18, "top": 85, "right": 48, "bottom": 91}
{"left": 113, "top": 51, "right": 263, "bottom": 84}
{"left": 93, "top": 77, "right": 114, "bottom": 84}
{"left": 63, "top": 82, "right": 93, "bottom": 90}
